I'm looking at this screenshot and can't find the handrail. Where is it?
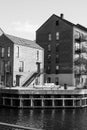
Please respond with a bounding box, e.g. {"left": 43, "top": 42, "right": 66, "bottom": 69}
{"left": 21, "top": 71, "right": 36, "bottom": 86}
{"left": 22, "top": 69, "right": 44, "bottom": 87}
{"left": 0, "top": 122, "right": 43, "bottom": 130}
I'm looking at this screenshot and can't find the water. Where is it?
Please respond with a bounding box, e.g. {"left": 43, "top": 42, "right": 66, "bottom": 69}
{"left": 0, "top": 108, "right": 87, "bottom": 130}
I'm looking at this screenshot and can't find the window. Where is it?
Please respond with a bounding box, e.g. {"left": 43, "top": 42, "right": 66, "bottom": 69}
{"left": 16, "top": 46, "right": 19, "bottom": 58}
{"left": 75, "top": 43, "right": 80, "bottom": 51}
{"left": 48, "top": 44, "right": 51, "bottom": 51}
{"left": 19, "top": 61, "right": 24, "bottom": 72}
{"left": 56, "top": 65, "right": 59, "bottom": 74}
{"left": 56, "top": 20, "right": 59, "bottom": 26}
{"left": 47, "top": 77, "right": 51, "bottom": 83}
{"left": 48, "top": 34, "right": 52, "bottom": 41}
{"left": 47, "top": 54, "right": 51, "bottom": 63}
{"left": 56, "top": 54, "right": 59, "bottom": 63}
{"left": 8, "top": 47, "right": 10, "bottom": 57}
{"left": 37, "top": 50, "right": 39, "bottom": 61}
{"left": 56, "top": 32, "right": 59, "bottom": 40}
{"left": 5, "top": 61, "right": 11, "bottom": 72}
{"left": 75, "top": 31, "right": 80, "bottom": 39}
{"left": 1, "top": 60, "right": 4, "bottom": 75}
{"left": 1, "top": 48, "right": 5, "bottom": 57}
{"left": 56, "top": 65, "right": 59, "bottom": 70}
{"left": 46, "top": 66, "right": 51, "bottom": 74}
{"left": 56, "top": 43, "right": 59, "bottom": 52}
{"left": 55, "top": 77, "right": 59, "bottom": 85}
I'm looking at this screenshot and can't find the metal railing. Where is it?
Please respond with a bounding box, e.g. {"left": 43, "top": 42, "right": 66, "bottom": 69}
{"left": 0, "top": 122, "right": 43, "bottom": 130}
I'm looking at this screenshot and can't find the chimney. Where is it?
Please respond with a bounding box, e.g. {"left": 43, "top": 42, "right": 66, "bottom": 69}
{"left": 60, "top": 13, "right": 64, "bottom": 19}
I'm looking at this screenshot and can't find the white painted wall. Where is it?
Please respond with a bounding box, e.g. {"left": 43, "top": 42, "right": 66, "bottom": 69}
{"left": 13, "top": 44, "right": 44, "bottom": 86}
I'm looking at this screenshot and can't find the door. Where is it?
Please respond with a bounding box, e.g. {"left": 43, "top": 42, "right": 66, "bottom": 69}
{"left": 16, "top": 75, "right": 20, "bottom": 86}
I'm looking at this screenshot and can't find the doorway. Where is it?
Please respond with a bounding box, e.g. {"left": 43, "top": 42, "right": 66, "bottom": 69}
{"left": 16, "top": 75, "right": 20, "bottom": 86}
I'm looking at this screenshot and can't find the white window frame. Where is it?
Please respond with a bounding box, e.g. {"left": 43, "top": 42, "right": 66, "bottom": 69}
{"left": 56, "top": 32, "right": 59, "bottom": 40}
{"left": 1, "top": 48, "right": 5, "bottom": 57}
{"left": 8, "top": 47, "right": 10, "bottom": 57}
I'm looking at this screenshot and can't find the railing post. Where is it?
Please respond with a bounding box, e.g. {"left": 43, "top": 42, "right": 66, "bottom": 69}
{"left": 31, "top": 99, "right": 33, "bottom": 107}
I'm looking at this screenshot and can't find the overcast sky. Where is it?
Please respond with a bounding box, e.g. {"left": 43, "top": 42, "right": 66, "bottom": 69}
{"left": 0, "top": 0, "right": 87, "bottom": 40}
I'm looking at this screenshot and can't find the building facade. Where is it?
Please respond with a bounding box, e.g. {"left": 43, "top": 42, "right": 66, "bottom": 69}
{"left": 36, "top": 14, "right": 87, "bottom": 87}
{"left": 0, "top": 29, "right": 44, "bottom": 87}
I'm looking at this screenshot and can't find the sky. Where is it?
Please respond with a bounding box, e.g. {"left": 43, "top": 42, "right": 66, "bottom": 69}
{"left": 0, "top": 0, "right": 87, "bottom": 40}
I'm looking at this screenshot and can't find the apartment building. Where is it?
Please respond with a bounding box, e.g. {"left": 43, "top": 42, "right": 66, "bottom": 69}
{"left": 36, "top": 14, "right": 87, "bottom": 87}
{"left": 0, "top": 29, "right": 44, "bottom": 87}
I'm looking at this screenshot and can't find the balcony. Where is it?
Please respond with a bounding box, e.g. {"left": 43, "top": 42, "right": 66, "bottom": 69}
{"left": 75, "top": 35, "right": 87, "bottom": 43}
{"left": 81, "top": 46, "right": 87, "bottom": 53}
{"left": 75, "top": 69, "right": 86, "bottom": 76}
{"left": 75, "top": 37, "right": 81, "bottom": 43}
{"left": 75, "top": 48, "right": 81, "bottom": 54}
{"left": 74, "top": 58, "right": 87, "bottom": 66}
{"left": 81, "top": 35, "right": 87, "bottom": 42}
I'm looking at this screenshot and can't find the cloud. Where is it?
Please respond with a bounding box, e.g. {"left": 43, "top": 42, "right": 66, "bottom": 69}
{"left": 3, "top": 21, "right": 39, "bottom": 40}
{"left": 12, "top": 21, "right": 39, "bottom": 34}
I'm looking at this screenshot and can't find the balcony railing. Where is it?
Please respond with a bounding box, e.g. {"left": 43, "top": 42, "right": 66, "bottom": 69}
{"left": 75, "top": 35, "right": 87, "bottom": 43}
{"left": 74, "top": 57, "right": 87, "bottom": 65}
{"left": 75, "top": 48, "right": 81, "bottom": 54}
{"left": 82, "top": 46, "right": 87, "bottom": 53}
{"left": 81, "top": 35, "right": 87, "bottom": 42}
{"left": 75, "top": 37, "right": 81, "bottom": 43}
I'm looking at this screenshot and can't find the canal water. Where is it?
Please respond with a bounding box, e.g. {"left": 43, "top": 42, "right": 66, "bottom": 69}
{"left": 0, "top": 108, "right": 87, "bottom": 130}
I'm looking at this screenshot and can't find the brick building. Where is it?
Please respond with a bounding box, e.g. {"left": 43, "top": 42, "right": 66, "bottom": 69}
{"left": 0, "top": 29, "right": 44, "bottom": 87}
{"left": 36, "top": 14, "right": 87, "bottom": 87}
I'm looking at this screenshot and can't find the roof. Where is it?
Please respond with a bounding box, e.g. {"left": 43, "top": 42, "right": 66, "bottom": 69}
{"left": 76, "top": 24, "right": 87, "bottom": 32}
{"left": 5, "top": 34, "right": 43, "bottom": 50}
{"left": 36, "top": 14, "right": 87, "bottom": 32}
{"left": 36, "top": 14, "right": 75, "bottom": 32}
{"left": 54, "top": 14, "right": 75, "bottom": 26}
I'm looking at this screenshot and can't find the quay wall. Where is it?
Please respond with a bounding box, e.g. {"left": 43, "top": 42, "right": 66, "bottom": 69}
{"left": 0, "top": 88, "right": 87, "bottom": 108}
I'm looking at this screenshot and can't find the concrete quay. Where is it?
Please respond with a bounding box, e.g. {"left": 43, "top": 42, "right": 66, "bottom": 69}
{"left": 0, "top": 85, "right": 87, "bottom": 108}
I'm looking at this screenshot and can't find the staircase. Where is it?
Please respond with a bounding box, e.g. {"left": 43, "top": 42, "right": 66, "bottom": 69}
{"left": 22, "top": 72, "right": 38, "bottom": 87}
{"left": 22, "top": 69, "right": 44, "bottom": 87}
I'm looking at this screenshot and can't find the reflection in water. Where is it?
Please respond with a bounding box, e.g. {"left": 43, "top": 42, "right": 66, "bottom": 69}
{"left": 0, "top": 108, "right": 87, "bottom": 130}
